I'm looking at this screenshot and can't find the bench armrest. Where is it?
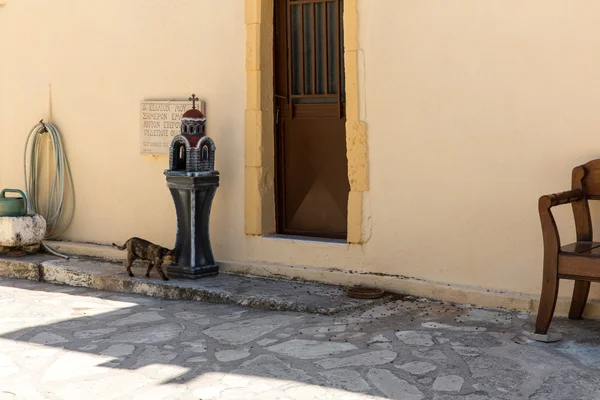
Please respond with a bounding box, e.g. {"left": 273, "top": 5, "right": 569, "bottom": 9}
{"left": 539, "top": 189, "right": 583, "bottom": 209}
{"left": 538, "top": 189, "right": 584, "bottom": 255}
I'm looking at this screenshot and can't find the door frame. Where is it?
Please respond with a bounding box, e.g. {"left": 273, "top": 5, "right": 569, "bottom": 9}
{"left": 244, "top": 0, "right": 368, "bottom": 244}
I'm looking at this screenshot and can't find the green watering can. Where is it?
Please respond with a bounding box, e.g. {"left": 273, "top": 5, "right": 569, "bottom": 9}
{"left": 0, "top": 189, "right": 28, "bottom": 217}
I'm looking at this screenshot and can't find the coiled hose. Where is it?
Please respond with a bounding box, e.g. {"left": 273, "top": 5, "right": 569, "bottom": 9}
{"left": 24, "top": 121, "right": 74, "bottom": 258}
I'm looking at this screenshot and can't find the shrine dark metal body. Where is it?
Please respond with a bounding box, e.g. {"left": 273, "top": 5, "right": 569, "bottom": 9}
{"left": 165, "top": 173, "right": 219, "bottom": 279}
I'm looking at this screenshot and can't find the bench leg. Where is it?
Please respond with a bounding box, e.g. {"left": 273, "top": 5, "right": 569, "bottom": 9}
{"left": 535, "top": 276, "right": 559, "bottom": 335}
{"left": 568, "top": 280, "right": 590, "bottom": 320}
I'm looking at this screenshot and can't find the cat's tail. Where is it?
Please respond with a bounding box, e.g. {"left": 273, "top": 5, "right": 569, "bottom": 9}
{"left": 112, "top": 242, "right": 127, "bottom": 250}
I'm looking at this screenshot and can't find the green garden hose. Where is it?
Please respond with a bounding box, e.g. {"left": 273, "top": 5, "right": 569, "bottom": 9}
{"left": 24, "top": 121, "right": 74, "bottom": 258}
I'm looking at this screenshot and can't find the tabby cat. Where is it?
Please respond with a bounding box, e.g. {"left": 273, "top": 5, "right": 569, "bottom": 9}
{"left": 112, "top": 237, "right": 177, "bottom": 281}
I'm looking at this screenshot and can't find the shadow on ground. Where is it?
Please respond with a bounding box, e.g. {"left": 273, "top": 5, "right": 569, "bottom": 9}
{"left": 1, "top": 278, "right": 600, "bottom": 399}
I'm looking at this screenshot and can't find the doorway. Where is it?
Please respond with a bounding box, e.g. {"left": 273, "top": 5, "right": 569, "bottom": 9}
{"left": 274, "top": 0, "right": 349, "bottom": 239}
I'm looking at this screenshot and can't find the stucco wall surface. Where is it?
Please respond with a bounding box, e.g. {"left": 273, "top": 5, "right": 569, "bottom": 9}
{"left": 0, "top": 0, "right": 247, "bottom": 259}
{"left": 356, "top": 0, "right": 600, "bottom": 300}
{"left": 241, "top": 0, "right": 600, "bottom": 302}
{"left": 2, "top": 0, "right": 600, "bottom": 302}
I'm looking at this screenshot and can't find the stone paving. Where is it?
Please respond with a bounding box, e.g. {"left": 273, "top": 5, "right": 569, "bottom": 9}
{"left": 1, "top": 278, "right": 600, "bottom": 399}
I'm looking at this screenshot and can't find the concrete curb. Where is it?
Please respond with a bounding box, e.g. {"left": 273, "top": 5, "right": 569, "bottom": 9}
{"left": 218, "top": 260, "right": 600, "bottom": 319}
{"left": 0, "top": 255, "right": 383, "bottom": 315}
{"left": 16, "top": 241, "right": 600, "bottom": 319}
{"left": 0, "top": 258, "right": 39, "bottom": 281}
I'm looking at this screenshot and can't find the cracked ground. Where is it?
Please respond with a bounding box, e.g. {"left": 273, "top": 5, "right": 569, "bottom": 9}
{"left": 1, "top": 278, "right": 600, "bottom": 399}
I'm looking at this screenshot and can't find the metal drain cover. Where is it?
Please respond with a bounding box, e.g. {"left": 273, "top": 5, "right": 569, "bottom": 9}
{"left": 6, "top": 250, "right": 26, "bottom": 258}
{"left": 346, "top": 286, "right": 385, "bottom": 299}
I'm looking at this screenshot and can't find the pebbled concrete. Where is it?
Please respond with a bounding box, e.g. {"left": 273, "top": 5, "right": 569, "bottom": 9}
{"left": 0, "top": 253, "right": 54, "bottom": 281}
{"left": 0, "top": 254, "right": 383, "bottom": 314}
{"left": 1, "top": 278, "right": 600, "bottom": 399}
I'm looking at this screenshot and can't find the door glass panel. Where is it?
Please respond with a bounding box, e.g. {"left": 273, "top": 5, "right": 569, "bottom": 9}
{"left": 339, "top": 0, "right": 345, "bottom": 103}
{"left": 303, "top": 4, "right": 314, "bottom": 95}
{"left": 291, "top": 3, "right": 302, "bottom": 95}
{"left": 326, "top": 1, "right": 338, "bottom": 95}
{"left": 315, "top": 2, "right": 326, "bottom": 95}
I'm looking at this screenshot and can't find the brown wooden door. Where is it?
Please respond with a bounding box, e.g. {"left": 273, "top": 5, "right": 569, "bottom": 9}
{"left": 274, "top": 0, "right": 349, "bottom": 239}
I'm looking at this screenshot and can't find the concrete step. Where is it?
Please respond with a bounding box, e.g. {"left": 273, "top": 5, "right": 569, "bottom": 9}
{"left": 0, "top": 254, "right": 386, "bottom": 314}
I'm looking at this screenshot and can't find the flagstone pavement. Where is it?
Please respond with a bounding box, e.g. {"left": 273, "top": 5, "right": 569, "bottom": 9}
{"left": 1, "top": 278, "right": 600, "bottom": 400}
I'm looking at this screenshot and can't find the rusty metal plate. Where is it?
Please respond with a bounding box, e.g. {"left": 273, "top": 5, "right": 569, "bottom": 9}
{"left": 6, "top": 250, "right": 26, "bottom": 258}
{"left": 346, "top": 286, "right": 385, "bottom": 299}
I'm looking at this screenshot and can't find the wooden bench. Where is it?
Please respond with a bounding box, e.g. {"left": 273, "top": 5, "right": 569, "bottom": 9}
{"left": 536, "top": 159, "right": 600, "bottom": 334}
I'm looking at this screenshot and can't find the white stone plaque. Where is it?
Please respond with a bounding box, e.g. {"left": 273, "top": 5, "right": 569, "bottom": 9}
{"left": 140, "top": 99, "right": 205, "bottom": 156}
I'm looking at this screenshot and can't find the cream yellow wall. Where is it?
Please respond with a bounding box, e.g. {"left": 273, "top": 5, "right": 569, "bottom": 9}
{"left": 241, "top": 0, "right": 600, "bottom": 302}
{"left": 3, "top": 0, "right": 600, "bottom": 306}
{"left": 355, "top": 0, "right": 600, "bottom": 299}
{"left": 0, "top": 0, "right": 246, "bottom": 259}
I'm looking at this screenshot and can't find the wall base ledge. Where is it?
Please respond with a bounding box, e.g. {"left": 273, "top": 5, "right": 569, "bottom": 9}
{"left": 44, "top": 240, "right": 600, "bottom": 319}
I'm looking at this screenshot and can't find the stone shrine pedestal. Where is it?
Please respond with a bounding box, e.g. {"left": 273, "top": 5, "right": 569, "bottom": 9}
{"left": 165, "top": 172, "right": 219, "bottom": 279}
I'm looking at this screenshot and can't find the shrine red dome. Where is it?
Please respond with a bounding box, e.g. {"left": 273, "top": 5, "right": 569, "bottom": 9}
{"left": 182, "top": 108, "right": 205, "bottom": 119}
{"left": 180, "top": 94, "right": 206, "bottom": 139}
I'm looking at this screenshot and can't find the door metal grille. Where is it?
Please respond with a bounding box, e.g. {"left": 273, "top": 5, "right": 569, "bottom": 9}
{"left": 287, "top": 0, "right": 344, "bottom": 119}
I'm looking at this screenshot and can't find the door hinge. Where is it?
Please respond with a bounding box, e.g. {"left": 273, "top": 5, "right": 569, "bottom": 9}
{"left": 275, "top": 107, "right": 281, "bottom": 124}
